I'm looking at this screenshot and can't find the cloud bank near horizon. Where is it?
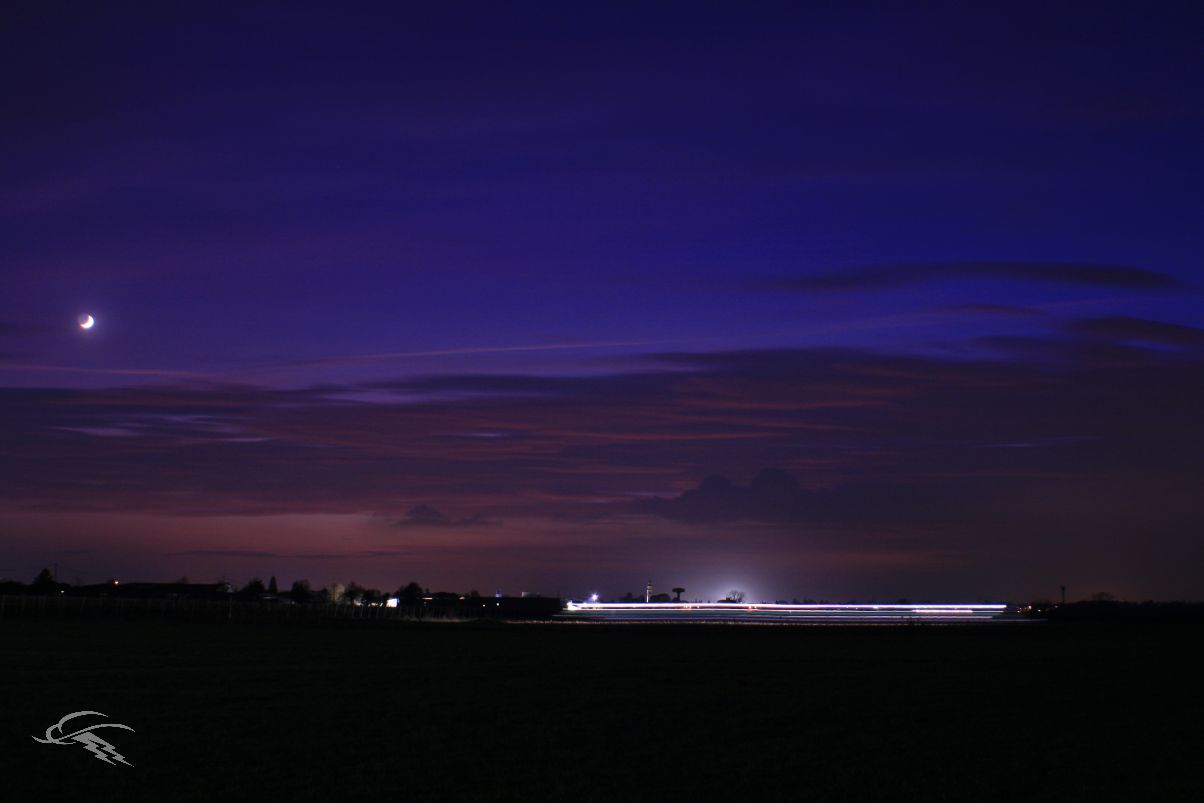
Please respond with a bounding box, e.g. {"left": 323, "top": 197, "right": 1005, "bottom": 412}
{"left": 1, "top": 325, "right": 1199, "bottom": 509}
{"left": 3, "top": 318, "right": 1202, "bottom": 598}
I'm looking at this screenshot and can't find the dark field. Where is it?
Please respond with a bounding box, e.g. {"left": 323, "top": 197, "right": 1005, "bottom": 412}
{"left": 2, "top": 619, "right": 1202, "bottom": 802}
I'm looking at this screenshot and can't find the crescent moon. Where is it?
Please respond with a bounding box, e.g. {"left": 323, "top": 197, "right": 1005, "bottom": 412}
{"left": 78, "top": 314, "right": 95, "bottom": 329}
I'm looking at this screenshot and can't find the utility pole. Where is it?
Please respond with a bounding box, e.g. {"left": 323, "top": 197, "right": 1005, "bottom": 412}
{"left": 1060, "top": 585, "right": 1066, "bottom": 606}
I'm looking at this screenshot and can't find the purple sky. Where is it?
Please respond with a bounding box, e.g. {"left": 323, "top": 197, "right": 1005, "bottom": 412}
{"left": 2, "top": 2, "right": 1202, "bottom": 601}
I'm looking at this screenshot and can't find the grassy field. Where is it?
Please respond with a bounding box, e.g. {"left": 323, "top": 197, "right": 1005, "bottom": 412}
{"left": 2, "top": 618, "right": 1201, "bottom": 801}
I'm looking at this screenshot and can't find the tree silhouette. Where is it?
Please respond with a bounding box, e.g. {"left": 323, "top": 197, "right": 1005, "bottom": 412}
{"left": 726, "top": 589, "right": 745, "bottom": 603}
{"left": 289, "top": 579, "right": 312, "bottom": 604}
{"left": 31, "top": 568, "right": 56, "bottom": 594}
{"left": 672, "top": 587, "right": 685, "bottom": 602}
{"left": 397, "top": 581, "right": 424, "bottom": 605}
{"left": 343, "top": 581, "right": 366, "bottom": 605}
{"left": 268, "top": 576, "right": 278, "bottom": 595}
{"left": 239, "top": 578, "right": 266, "bottom": 599}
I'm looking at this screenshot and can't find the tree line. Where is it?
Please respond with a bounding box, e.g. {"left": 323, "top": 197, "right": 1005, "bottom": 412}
{"left": 0, "top": 568, "right": 482, "bottom": 607}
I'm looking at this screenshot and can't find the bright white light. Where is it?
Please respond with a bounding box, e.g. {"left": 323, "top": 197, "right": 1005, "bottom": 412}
{"left": 78, "top": 314, "right": 95, "bottom": 330}
{"left": 589, "top": 593, "right": 599, "bottom": 603}
{"left": 563, "top": 600, "right": 1008, "bottom": 618}
{"left": 565, "top": 602, "right": 1006, "bottom": 610}
{"left": 385, "top": 597, "right": 399, "bottom": 608}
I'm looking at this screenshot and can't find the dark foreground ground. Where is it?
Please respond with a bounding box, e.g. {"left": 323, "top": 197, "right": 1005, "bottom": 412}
{"left": 2, "top": 619, "right": 1201, "bottom": 802}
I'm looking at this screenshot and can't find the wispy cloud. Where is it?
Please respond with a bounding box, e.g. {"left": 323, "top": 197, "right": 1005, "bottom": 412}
{"left": 1063, "top": 316, "right": 1204, "bottom": 347}
{"left": 932, "top": 303, "right": 1044, "bottom": 317}
{"left": 0, "top": 362, "right": 216, "bottom": 380}
{"left": 395, "top": 505, "right": 497, "bottom": 528}
{"left": 768, "top": 261, "right": 1180, "bottom": 292}
{"left": 284, "top": 338, "right": 701, "bottom": 370}
{"left": 2, "top": 329, "right": 1202, "bottom": 526}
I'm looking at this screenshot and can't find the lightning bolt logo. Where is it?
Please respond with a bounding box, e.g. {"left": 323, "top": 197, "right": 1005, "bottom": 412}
{"left": 33, "top": 710, "right": 135, "bottom": 766}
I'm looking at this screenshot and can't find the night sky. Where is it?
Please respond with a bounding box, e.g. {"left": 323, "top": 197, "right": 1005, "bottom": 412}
{"left": 3, "top": 2, "right": 1202, "bottom": 601}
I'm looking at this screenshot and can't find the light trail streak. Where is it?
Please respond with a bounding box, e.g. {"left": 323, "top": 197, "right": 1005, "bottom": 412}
{"left": 561, "top": 601, "right": 1009, "bottom": 623}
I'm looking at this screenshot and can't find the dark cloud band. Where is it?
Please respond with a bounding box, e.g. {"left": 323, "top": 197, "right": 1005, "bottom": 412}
{"left": 770, "top": 261, "right": 1179, "bottom": 292}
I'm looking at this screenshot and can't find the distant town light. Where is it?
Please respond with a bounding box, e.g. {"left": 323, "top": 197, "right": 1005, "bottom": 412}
{"left": 589, "top": 593, "right": 599, "bottom": 603}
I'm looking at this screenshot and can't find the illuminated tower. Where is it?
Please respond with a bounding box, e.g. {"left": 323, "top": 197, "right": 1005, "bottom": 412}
{"left": 645, "top": 579, "right": 652, "bottom": 603}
